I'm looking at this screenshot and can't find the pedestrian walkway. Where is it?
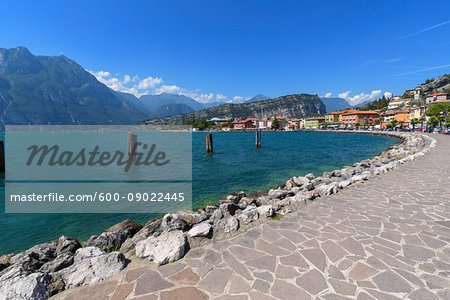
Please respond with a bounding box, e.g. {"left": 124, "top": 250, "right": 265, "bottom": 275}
{"left": 53, "top": 134, "right": 450, "bottom": 300}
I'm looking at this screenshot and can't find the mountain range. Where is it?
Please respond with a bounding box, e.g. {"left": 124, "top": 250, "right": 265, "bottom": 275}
{"left": 0, "top": 47, "right": 231, "bottom": 125}
{"left": 140, "top": 94, "right": 326, "bottom": 125}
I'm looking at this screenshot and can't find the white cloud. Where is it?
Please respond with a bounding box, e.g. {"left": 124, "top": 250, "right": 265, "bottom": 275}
{"left": 398, "top": 20, "right": 450, "bottom": 40}
{"left": 137, "top": 76, "right": 164, "bottom": 89}
{"left": 384, "top": 92, "right": 393, "bottom": 98}
{"left": 388, "top": 64, "right": 450, "bottom": 77}
{"left": 338, "top": 90, "right": 388, "bottom": 106}
{"left": 89, "top": 69, "right": 249, "bottom": 104}
{"left": 324, "top": 92, "right": 332, "bottom": 98}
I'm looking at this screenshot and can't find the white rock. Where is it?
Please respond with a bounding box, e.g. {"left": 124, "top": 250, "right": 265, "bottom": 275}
{"left": 0, "top": 267, "right": 49, "bottom": 300}
{"left": 338, "top": 180, "right": 351, "bottom": 188}
{"left": 257, "top": 205, "right": 275, "bottom": 217}
{"left": 187, "top": 222, "right": 212, "bottom": 238}
{"left": 74, "top": 247, "right": 105, "bottom": 264}
{"left": 238, "top": 206, "right": 259, "bottom": 224}
{"left": 135, "top": 230, "right": 187, "bottom": 265}
{"left": 218, "top": 216, "right": 239, "bottom": 233}
{"left": 58, "top": 252, "right": 126, "bottom": 289}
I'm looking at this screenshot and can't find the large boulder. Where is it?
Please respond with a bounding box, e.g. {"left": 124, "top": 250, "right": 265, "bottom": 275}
{"left": 218, "top": 216, "right": 239, "bottom": 233}
{"left": 135, "top": 230, "right": 187, "bottom": 265}
{"left": 83, "top": 231, "right": 127, "bottom": 252}
{"left": 187, "top": 222, "right": 212, "bottom": 238}
{"left": 268, "top": 189, "right": 290, "bottom": 199}
{"left": 160, "top": 214, "right": 187, "bottom": 232}
{"left": 39, "top": 253, "right": 74, "bottom": 273}
{"left": 238, "top": 205, "right": 259, "bottom": 224}
{"left": 105, "top": 219, "right": 143, "bottom": 238}
{"left": 0, "top": 266, "right": 50, "bottom": 300}
{"left": 10, "top": 241, "right": 58, "bottom": 271}
{"left": 219, "top": 202, "right": 239, "bottom": 217}
{"left": 120, "top": 218, "right": 163, "bottom": 254}
{"left": 73, "top": 247, "right": 105, "bottom": 264}
{"left": 257, "top": 205, "right": 275, "bottom": 217}
{"left": 177, "top": 210, "right": 207, "bottom": 226}
{"left": 56, "top": 252, "right": 126, "bottom": 289}
{"left": 292, "top": 176, "right": 310, "bottom": 187}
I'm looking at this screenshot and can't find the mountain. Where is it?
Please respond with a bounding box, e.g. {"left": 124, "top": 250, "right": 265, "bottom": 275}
{"left": 149, "top": 103, "right": 195, "bottom": 119}
{"left": 140, "top": 94, "right": 326, "bottom": 125}
{"left": 138, "top": 93, "right": 203, "bottom": 111}
{"left": 418, "top": 74, "right": 450, "bottom": 95}
{"left": 320, "top": 97, "right": 373, "bottom": 112}
{"left": 245, "top": 94, "right": 270, "bottom": 103}
{"left": 0, "top": 47, "right": 150, "bottom": 125}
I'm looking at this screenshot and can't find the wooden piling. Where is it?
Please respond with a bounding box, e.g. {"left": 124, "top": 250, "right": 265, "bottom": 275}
{"left": 206, "top": 132, "right": 213, "bottom": 153}
{"left": 0, "top": 141, "right": 4, "bottom": 172}
{"left": 256, "top": 129, "right": 261, "bottom": 148}
{"left": 128, "top": 133, "right": 138, "bottom": 159}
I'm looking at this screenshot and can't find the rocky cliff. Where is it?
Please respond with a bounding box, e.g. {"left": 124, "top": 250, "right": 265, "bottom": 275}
{"left": 418, "top": 74, "right": 450, "bottom": 95}
{"left": 140, "top": 94, "right": 326, "bottom": 125}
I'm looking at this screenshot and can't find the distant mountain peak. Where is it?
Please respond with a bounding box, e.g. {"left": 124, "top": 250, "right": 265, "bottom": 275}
{"left": 245, "top": 94, "right": 270, "bottom": 103}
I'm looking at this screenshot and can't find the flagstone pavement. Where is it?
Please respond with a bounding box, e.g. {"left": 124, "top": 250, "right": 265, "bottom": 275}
{"left": 53, "top": 134, "right": 450, "bottom": 300}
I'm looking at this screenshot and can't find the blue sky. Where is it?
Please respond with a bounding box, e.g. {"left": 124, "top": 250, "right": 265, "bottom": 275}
{"left": 1, "top": 0, "right": 449, "bottom": 105}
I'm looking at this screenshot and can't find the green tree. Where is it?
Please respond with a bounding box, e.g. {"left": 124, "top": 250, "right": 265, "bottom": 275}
{"left": 271, "top": 117, "right": 279, "bottom": 130}
{"left": 410, "top": 118, "right": 419, "bottom": 131}
{"left": 398, "top": 121, "right": 405, "bottom": 131}
{"left": 402, "top": 92, "right": 412, "bottom": 99}
{"left": 355, "top": 122, "right": 361, "bottom": 129}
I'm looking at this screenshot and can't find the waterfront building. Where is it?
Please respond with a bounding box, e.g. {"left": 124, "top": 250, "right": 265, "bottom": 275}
{"left": 380, "top": 111, "right": 395, "bottom": 128}
{"left": 209, "top": 117, "right": 229, "bottom": 126}
{"left": 325, "top": 112, "right": 342, "bottom": 127}
{"left": 388, "top": 98, "right": 412, "bottom": 110}
{"left": 425, "top": 93, "right": 450, "bottom": 104}
{"left": 405, "top": 87, "right": 422, "bottom": 100}
{"left": 394, "top": 108, "right": 411, "bottom": 126}
{"left": 305, "top": 116, "right": 325, "bottom": 128}
{"left": 341, "top": 110, "right": 380, "bottom": 127}
{"left": 289, "top": 118, "right": 303, "bottom": 130}
{"left": 232, "top": 118, "right": 257, "bottom": 129}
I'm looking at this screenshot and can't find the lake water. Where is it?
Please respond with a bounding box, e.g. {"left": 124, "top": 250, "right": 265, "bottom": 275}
{"left": 0, "top": 131, "right": 396, "bottom": 255}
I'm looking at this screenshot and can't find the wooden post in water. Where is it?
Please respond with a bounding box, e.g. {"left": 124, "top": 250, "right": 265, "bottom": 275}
{"left": 0, "top": 141, "right": 4, "bottom": 172}
{"left": 206, "top": 132, "right": 213, "bottom": 153}
{"left": 128, "top": 133, "right": 138, "bottom": 159}
{"left": 256, "top": 129, "right": 261, "bottom": 148}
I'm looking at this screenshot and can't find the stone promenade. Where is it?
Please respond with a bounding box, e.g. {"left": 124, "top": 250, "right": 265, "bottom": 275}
{"left": 53, "top": 134, "right": 450, "bottom": 300}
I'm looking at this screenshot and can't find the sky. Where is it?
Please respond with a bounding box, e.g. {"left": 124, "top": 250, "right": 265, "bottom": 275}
{"left": 1, "top": 0, "right": 449, "bottom": 105}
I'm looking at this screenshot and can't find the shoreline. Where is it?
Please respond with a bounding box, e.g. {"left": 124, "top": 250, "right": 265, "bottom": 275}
{"left": 0, "top": 131, "right": 436, "bottom": 299}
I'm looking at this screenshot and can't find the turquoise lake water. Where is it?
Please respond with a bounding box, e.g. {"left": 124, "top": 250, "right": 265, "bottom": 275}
{"left": 0, "top": 131, "right": 396, "bottom": 255}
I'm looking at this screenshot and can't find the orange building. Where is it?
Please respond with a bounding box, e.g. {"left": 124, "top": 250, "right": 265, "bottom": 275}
{"left": 341, "top": 110, "right": 380, "bottom": 127}
{"left": 394, "top": 108, "right": 411, "bottom": 124}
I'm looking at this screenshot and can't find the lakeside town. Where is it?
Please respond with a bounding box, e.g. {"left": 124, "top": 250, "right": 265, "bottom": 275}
{"left": 203, "top": 87, "right": 450, "bottom": 133}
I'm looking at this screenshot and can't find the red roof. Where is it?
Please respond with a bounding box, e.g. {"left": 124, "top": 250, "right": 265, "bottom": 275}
{"left": 426, "top": 93, "right": 448, "bottom": 97}
{"left": 342, "top": 110, "right": 379, "bottom": 116}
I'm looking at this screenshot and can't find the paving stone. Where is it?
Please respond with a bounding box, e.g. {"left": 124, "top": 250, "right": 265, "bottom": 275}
{"left": 197, "top": 263, "right": 214, "bottom": 277}
{"left": 252, "top": 279, "right": 270, "bottom": 293}
{"left": 337, "top": 259, "right": 353, "bottom": 271}
{"left": 214, "top": 295, "right": 247, "bottom": 300}
{"left": 275, "top": 265, "right": 299, "bottom": 278}
{"left": 229, "top": 246, "right": 266, "bottom": 261}
{"left": 228, "top": 274, "right": 251, "bottom": 293}
{"left": 299, "top": 248, "right": 327, "bottom": 271}
{"left": 111, "top": 283, "right": 134, "bottom": 300}
{"left": 254, "top": 239, "right": 290, "bottom": 256}
{"left": 198, "top": 268, "right": 232, "bottom": 294}
{"left": 128, "top": 295, "right": 158, "bottom": 300}
{"left": 328, "top": 265, "right": 345, "bottom": 280}
{"left": 160, "top": 287, "right": 208, "bottom": 300}
{"left": 204, "top": 249, "right": 223, "bottom": 265}
{"left": 275, "top": 237, "right": 297, "bottom": 251}
{"left": 372, "top": 270, "right": 412, "bottom": 293}
{"left": 249, "top": 291, "right": 277, "bottom": 300}
{"left": 329, "top": 279, "right": 357, "bottom": 296}
{"left": 135, "top": 270, "right": 174, "bottom": 295}
{"left": 126, "top": 267, "right": 148, "bottom": 282}
{"left": 223, "top": 250, "right": 253, "bottom": 280}
{"left": 158, "top": 262, "right": 187, "bottom": 277}
{"left": 279, "top": 252, "right": 309, "bottom": 268}
{"left": 278, "top": 229, "right": 307, "bottom": 244}
{"left": 322, "top": 241, "right": 348, "bottom": 263}
{"left": 402, "top": 245, "right": 435, "bottom": 261}
{"left": 340, "top": 237, "right": 366, "bottom": 256}
{"left": 356, "top": 292, "right": 376, "bottom": 300}
{"left": 271, "top": 279, "right": 310, "bottom": 300}
{"left": 168, "top": 267, "right": 200, "bottom": 285}
{"left": 253, "top": 271, "right": 273, "bottom": 282}
{"left": 348, "top": 262, "right": 378, "bottom": 281}
{"left": 408, "top": 288, "right": 439, "bottom": 300}
{"left": 246, "top": 255, "right": 276, "bottom": 272}
{"left": 296, "top": 269, "right": 328, "bottom": 294}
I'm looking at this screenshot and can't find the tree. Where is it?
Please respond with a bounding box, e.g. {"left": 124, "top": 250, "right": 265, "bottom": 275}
{"left": 355, "top": 123, "right": 361, "bottom": 129}
{"left": 271, "top": 117, "right": 279, "bottom": 130}
{"left": 402, "top": 92, "right": 412, "bottom": 99}
{"left": 398, "top": 121, "right": 405, "bottom": 131}
{"left": 426, "top": 103, "right": 450, "bottom": 131}
{"left": 410, "top": 118, "right": 419, "bottom": 131}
